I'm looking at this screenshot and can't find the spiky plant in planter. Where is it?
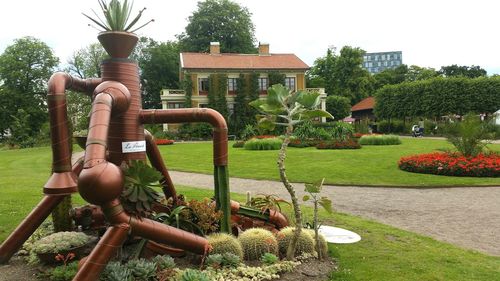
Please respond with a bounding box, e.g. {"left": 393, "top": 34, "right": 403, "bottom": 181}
{"left": 207, "top": 233, "right": 243, "bottom": 259}
{"left": 121, "top": 160, "right": 162, "bottom": 216}
{"left": 276, "top": 227, "right": 315, "bottom": 257}
{"left": 83, "top": 0, "right": 154, "bottom": 32}
{"left": 238, "top": 228, "right": 278, "bottom": 261}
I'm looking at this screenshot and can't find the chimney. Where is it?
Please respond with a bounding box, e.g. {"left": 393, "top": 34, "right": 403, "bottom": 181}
{"left": 210, "top": 42, "right": 220, "bottom": 55}
{"left": 259, "top": 42, "right": 270, "bottom": 55}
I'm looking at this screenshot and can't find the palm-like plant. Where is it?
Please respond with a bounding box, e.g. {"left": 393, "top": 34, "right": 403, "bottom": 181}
{"left": 83, "top": 0, "right": 154, "bottom": 32}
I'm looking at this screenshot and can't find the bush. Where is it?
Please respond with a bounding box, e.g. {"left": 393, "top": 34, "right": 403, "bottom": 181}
{"left": 377, "top": 120, "right": 406, "bottom": 134}
{"left": 326, "top": 95, "right": 351, "bottom": 120}
{"left": 322, "top": 122, "right": 355, "bottom": 140}
{"left": 238, "top": 228, "right": 279, "bottom": 261}
{"left": 244, "top": 137, "right": 282, "bottom": 150}
{"left": 207, "top": 233, "right": 243, "bottom": 259}
{"left": 276, "top": 227, "right": 315, "bottom": 257}
{"left": 48, "top": 262, "right": 78, "bottom": 281}
{"left": 359, "top": 134, "right": 401, "bottom": 145}
{"left": 232, "top": 140, "right": 245, "bottom": 148}
{"left": 240, "top": 124, "right": 258, "bottom": 140}
{"left": 316, "top": 139, "right": 361, "bottom": 149}
{"left": 399, "top": 152, "right": 500, "bottom": 177}
{"left": 177, "top": 123, "right": 212, "bottom": 140}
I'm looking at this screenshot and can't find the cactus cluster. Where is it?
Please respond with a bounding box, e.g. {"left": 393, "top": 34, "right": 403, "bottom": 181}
{"left": 207, "top": 233, "right": 243, "bottom": 259}
{"left": 238, "top": 228, "right": 278, "bottom": 261}
{"left": 180, "top": 269, "right": 210, "bottom": 281}
{"left": 152, "top": 254, "right": 176, "bottom": 270}
{"left": 305, "top": 229, "right": 329, "bottom": 258}
{"left": 126, "top": 258, "right": 157, "bottom": 281}
{"left": 101, "top": 261, "right": 133, "bottom": 281}
{"left": 276, "top": 227, "right": 315, "bottom": 257}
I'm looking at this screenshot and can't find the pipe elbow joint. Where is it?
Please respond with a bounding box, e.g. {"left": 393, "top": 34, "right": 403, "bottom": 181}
{"left": 78, "top": 162, "right": 124, "bottom": 205}
{"left": 94, "top": 81, "right": 131, "bottom": 115}
{"left": 48, "top": 72, "right": 70, "bottom": 93}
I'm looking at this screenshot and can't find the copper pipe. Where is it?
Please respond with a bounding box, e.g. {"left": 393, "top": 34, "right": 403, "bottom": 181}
{"left": 0, "top": 195, "right": 64, "bottom": 263}
{"left": 101, "top": 60, "right": 145, "bottom": 165}
{"left": 144, "top": 130, "right": 176, "bottom": 200}
{"left": 78, "top": 82, "right": 131, "bottom": 205}
{"left": 229, "top": 200, "right": 288, "bottom": 229}
{"left": 73, "top": 223, "right": 130, "bottom": 281}
{"left": 140, "top": 108, "right": 228, "bottom": 166}
{"left": 45, "top": 73, "right": 101, "bottom": 195}
{"left": 102, "top": 199, "right": 209, "bottom": 255}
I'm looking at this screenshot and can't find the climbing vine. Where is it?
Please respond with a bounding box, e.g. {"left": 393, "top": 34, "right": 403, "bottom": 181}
{"left": 182, "top": 73, "right": 193, "bottom": 108}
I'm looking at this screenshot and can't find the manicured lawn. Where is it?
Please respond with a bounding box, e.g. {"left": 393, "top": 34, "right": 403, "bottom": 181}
{"left": 158, "top": 138, "right": 500, "bottom": 186}
{"left": 0, "top": 146, "right": 499, "bottom": 280}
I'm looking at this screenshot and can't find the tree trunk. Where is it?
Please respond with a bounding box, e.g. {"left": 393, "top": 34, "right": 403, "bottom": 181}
{"left": 278, "top": 125, "right": 302, "bottom": 260}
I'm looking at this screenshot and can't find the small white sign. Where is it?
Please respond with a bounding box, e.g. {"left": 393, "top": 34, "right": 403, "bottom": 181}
{"left": 318, "top": 225, "right": 361, "bottom": 244}
{"left": 122, "top": 141, "right": 146, "bottom": 153}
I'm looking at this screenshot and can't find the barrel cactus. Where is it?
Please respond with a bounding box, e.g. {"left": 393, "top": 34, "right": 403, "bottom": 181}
{"left": 305, "top": 229, "right": 329, "bottom": 258}
{"left": 238, "top": 228, "right": 278, "bottom": 261}
{"left": 276, "top": 227, "right": 315, "bottom": 257}
{"left": 207, "top": 233, "right": 243, "bottom": 259}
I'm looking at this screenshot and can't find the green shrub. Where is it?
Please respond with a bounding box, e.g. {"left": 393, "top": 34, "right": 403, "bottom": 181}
{"left": 232, "top": 140, "right": 245, "bottom": 148}
{"left": 207, "top": 233, "right": 243, "bottom": 259}
{"left": 260, "top": 253, "right": 279, "bottom": 265}
{"left": 243, "top": 137, "right": 282, "bottom": 150}
{"left": 359, "top": 135, "right": 401, "bottom": 145}
{"left": 377, "top": 120, "right": 406, "bottom": 134}
{"left": 238, "top": 228, "right": 278, "bottom": 260}
{"left": 323, "top": 122, "right": 355, "bottom": 140}
{"left": 240, "top": 124, "right": 258, "bottom": 140}
{"left": 48, "top": 262, "right": 78, "bottom": 281}
{"left": 276, "top": 227, "right": 315, "bottom": 257}
{"left": 444, "top": 113, "right": 496, "bottom": 156}
{"left": 304, "top": 229, "right": 329, "bottom": 258}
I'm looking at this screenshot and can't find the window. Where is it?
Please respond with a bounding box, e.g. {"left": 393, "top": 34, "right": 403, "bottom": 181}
{"left": 198, "top": 78, "right": 209, "bottom": 94}
{"left": 284, "top": 77, "right": 295, "bottom": 91}
{"left": 167, "top": 102, "right": 185, "bottom": 109}
{"left": 199, "top": 103, "right": 209, "bottom": 108}
{"left": 258, "top": 77, "right": 268, "bottom": 94}
{"left": 227, "top": 78, "right": 237, "bottom": 95}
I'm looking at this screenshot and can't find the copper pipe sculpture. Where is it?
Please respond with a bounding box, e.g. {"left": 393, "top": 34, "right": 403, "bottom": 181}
{"left": 144, "top": 130, "right": 176, "bottom": 200}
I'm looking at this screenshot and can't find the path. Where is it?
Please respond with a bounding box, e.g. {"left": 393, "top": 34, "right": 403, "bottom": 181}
{"left": 170, "top": 171, "right": 500, "bottom": 256}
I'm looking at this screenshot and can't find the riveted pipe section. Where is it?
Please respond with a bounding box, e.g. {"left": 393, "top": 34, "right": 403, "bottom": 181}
{"left": 45, "top": 73, "right": 101, "bottom": 195}
{"left": 139, "top": 108, "right": 228, "bottom": 166}
{"left": 230, "top": 201, "right": 289, "bottom": 229}
{"left": 102, "top": 199, "right": 209, "bottom": 255}
{"left": 73, "top": 223, "right": 130, "bottom": 281}
{"left": 144, "top": 130, "right": 176, "bottom": 200}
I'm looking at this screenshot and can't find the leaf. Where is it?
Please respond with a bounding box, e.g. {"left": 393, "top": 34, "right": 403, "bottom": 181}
{"left": 266, "top": 84, "right": 289, "bottom": 107}
{"left": 296, "top": 91, "right": 321, "bottom": 108}
{"left": 319, "top": 197, "right": 333, "bottom": 214}
{"left": 300, "top": 110, "right": 334, "bottom": 120}
{"left": 302, "top": 195, "right": 310, "bottom": 202}
{"left": 256, "top": 115, "right": 276, "bottom": 131}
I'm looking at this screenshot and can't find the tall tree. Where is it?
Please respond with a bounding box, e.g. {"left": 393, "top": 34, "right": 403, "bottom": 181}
{"left": 0, "top": 37, "right": 59, "bottom": 141}
{"left": 439, "top": 64, "right": 487, "bottom": 78}
{"left": 373, "top": 64, "right": 408, "bottom": 89}
{"left": 138, "top": 39, "right": 180, "bottom": 109}
{"left": 178, "top": 0, "right": 256, "bottom": 53}
{"left": 310, "top": 46, "right": 374, "bottom": 104}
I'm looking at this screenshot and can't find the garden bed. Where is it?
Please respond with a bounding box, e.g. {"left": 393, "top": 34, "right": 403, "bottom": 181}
{"left": 398, "top": 152, "right": 500, "bottom": 177}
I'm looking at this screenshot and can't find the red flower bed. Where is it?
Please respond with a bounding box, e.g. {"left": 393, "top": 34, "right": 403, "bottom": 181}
{"left": 399, "top": 152, "right": 500, "bottom": 177}
{"left": 155, "top": 139, "right": 174, "bottom": 145}
{"left": 316, "top": 139, "right": 361, "bottom": 150}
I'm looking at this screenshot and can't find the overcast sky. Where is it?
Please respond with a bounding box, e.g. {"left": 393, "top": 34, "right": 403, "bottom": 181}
{"left": 1, "top": 0, "right": 500, "bottom": 74}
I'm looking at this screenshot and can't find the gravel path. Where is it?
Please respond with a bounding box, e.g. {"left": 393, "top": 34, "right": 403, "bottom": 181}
{"left": 170, "top": 171, "right": 500, "bottom": 256}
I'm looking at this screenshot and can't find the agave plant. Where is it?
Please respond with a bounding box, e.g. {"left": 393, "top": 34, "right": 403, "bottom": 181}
{"left": 121, "top": 160, "right": 162, "bottom": 216}
{"left": 83, "top": 0, "right": 154, "bottom": 32}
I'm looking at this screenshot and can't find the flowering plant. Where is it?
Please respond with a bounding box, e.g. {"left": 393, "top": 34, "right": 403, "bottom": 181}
{"left": 399, "top": 152, "right": 499, "bottom": 177}
{"left": 155, "top": 139, "right": 174, "bottom": 145}
{"left": 316, "top": 139, "right": 361, "bottom": 150}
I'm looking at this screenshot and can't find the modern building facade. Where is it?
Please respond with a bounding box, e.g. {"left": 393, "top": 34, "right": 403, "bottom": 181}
{"left": 161, "top": 42, "right": 327, "bottom": 129}
{"left": 362, "top": 51, "right": 403, "bottom": 74}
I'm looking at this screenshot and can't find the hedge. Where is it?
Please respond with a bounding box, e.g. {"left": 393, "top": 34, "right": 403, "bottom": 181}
{"left": 374, "top": 77, "right": 500, "bottom": 119}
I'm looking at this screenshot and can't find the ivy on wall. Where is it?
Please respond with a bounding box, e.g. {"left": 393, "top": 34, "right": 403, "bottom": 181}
{"left": 268, "top": 71, "right": 286, "bottom": 87}
{"left": 182, "top": 73, "right": 193, "bottom": 108}
{"left": 208, "top": 74, "right": 229, "bottom": 119}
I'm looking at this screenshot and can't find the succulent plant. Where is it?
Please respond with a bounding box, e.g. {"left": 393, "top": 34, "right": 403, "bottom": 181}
{"left": 180, "top": 269, "right": 210, "bottom": 281}
{"left": 126, "top": 258, "right": 156, "bottom": 281}
{"left": 83, "top": 0, "right": 154, "bottom": 33}
{"left": 205, "top": 254, "right": 223, "bottom": 269}
{"left": 207, "top": 233, "right": 243, "bottom": 259}
{"left": 121, "top": 160, "right": 162, "bottom": 216}
{"left": 260, "top": 252, "right": 279, "bottom": 265}
{"left": 305, "top": 229, "right": 329, "bottom": 258}
{"left": 31, "top": 231, "right": 91, "bottom": 254}
{"left": 238, "top": 228, "right": 278, "bottom": 261}
{"left": 221, "top": 253, "right": 241, "bottom": 268}
{"left": 276, "top": 227, "right": 315, "bottom": 257}
{"left": 101, "top": 261, "right": 133, "bottom": 281}
{"left": 152, "top": 254, "right": 175, "bottom": 270}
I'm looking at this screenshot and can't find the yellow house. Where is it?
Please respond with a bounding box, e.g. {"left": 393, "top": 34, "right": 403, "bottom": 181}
{"left": 161, "top": 42, "right": 327, "bottom": 129}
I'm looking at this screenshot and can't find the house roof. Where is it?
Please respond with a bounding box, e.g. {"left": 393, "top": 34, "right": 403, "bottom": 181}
{"left": 180, "top": 53, "right": 309, "bottom": 71}
{"left": 351, "top": 96, "right": 375, "bottom": 112}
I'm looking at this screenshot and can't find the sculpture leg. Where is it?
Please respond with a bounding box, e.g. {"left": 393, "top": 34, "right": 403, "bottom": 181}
{"left": 73, "top": 223, "right": 130, "bottom": 281}
{"left": 144, "top": 130, "right": 176, "bottom": 200}
{"left": 0, "top": 195, "right": 65, "bottom": 263}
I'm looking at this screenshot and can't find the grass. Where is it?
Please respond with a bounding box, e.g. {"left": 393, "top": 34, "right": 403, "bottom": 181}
{"left": 0, "top": 147, "right": 499, "bottom": 280}
{"left": 159, "top": 138, "right": 500, "bottom": 186}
